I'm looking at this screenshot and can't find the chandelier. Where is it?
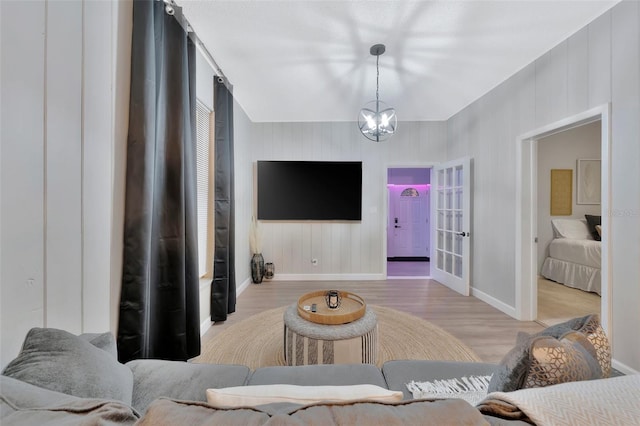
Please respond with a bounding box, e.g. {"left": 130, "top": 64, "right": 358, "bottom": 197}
{"left": 358, "top": 44, "right": 397, "bottom": 142}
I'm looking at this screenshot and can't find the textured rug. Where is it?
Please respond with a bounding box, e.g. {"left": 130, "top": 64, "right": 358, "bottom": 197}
{"left": 194, "top": 305, "right": 481, "bottom": 369}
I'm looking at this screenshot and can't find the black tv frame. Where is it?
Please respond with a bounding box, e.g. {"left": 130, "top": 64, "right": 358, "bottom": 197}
{"left": 256, "top": 160, "right": 362, "bottom": 221}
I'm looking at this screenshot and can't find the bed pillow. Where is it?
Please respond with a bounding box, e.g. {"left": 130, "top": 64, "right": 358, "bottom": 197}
{"left": 1, "top": 328, "right": 133, "bottom": 404}
{"left": 585, "top": 215, "right": 602, "bottom": 241}
{"left": 550, "top": 219, "right": 593, "bottom": 240}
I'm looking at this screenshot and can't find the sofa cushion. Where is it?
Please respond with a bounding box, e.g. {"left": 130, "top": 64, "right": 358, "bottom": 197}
{"left": 382, "top": 360, "right": 498, "bottom": 400}
{"left": 126, "top": 359, "right": 250, "bottom": 414}
{"left": 0, "top": 375, "right": 138, "bottom": 426}
{"left": 137, "top": 396, "right": 489, "bottom": 425}
{"left": 248, "top": 364, "right": 388, "bottom": 388}
{"left": 206, "top": 384, "right": 403, "bottom": 407}
{"left": 1, "top": 328, "right": 133, "bottom": 404}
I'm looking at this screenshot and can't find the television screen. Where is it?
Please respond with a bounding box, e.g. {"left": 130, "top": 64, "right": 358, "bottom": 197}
{"left": 257, "top": 161, "right": 362, "bottom": 220}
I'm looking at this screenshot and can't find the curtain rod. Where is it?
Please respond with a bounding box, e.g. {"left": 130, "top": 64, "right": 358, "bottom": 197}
{"left": 160, "top": 0, "right": 232, "bottom": 92}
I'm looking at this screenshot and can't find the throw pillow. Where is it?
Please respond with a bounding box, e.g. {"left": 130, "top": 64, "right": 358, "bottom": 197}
{"left": 488, "top": 315, "right": 610, "bottom": 392}
{"left": 78, "top": 332, "right": 118, "bottom": 359}
{"left": 522, "top": 332, "right": 600, "bottom": 388}
{"left": 595, "top": 224, "right": 602, "bottom": 238}
{"left": 585, "top": 214, "right": 602, "bottom": 241}
{"left": 536, "top": 314, "right": 611, "bottom": 377}
{"left": 487, "top": 332, "right": 533, "bottom": 393}
{"left": 205, "top": 384, "right": 403, "bottom": 408}
{"left": 1, "top": 328, "right": 133, "bottom": 404}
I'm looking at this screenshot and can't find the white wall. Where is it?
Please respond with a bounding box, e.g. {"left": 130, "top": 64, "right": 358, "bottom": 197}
{"left": 537, "top": 121, "right": 601, "bottom": 271}
{"left": 0, "top": 0, "right": 132, "bottom": 368}
{"left": 446, "top": 1, "right": 639, "bottom": 372}
{"left": 234, "top": 98, "right": 253, "bottom": 288}
{"left": 246, "top": 122, "right": 447, "bottom": 279}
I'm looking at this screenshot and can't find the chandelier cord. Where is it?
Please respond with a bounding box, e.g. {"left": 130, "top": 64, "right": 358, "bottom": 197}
{"left": 376, "top": 54, "right": 380, "bottom": 110}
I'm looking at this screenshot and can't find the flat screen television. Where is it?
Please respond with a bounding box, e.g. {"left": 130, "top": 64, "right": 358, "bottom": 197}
{"left": 257, "top": 161, "right": 362, "bottom": 221}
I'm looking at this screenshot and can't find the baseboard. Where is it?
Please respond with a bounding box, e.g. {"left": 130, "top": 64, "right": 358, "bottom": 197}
{"left": 236, "top": 277, "right": 251, "bottom": 297}
{"left": 471, "top": 287, "right": 517, "bottom": 318}
{"left": 387, "top": 257, "right": 430, "bottom": 262}
{"left": 612, "top": 359, "right": 639, "bottom": 375}
{"left": 269, "top": 273, "right": 386, "bottom": 281}
{"left": 388, "top": 275, "right": 432, "bottom": 280}
{"left": 200, "top": 277, "right": 252, "bottom": 337}
{"left": 200, "top": 318, "right": 212, "bottom": 336}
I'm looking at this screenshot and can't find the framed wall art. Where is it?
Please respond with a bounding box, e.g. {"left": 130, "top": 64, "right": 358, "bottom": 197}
{"left": 577, "top": 159, "right": 601, "bottom": 205}
{"left": 550, "top": 169, "right": 573, "bottom": 216}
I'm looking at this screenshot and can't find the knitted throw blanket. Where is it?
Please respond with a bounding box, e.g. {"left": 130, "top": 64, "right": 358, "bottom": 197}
{"left": 406, "top": 375, "right": 492, "bottom": 406}
{"left": 477, "top": 375, "right": 640, "bottom": 426}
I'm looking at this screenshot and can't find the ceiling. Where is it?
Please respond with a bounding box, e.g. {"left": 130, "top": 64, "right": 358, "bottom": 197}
{"left": 178, "top": 1, "right": 619, "bottom": 123}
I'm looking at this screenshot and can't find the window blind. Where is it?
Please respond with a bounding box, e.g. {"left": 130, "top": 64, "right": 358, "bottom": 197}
{"left": 196, "top": 100, "right": 211, "bottom": 277}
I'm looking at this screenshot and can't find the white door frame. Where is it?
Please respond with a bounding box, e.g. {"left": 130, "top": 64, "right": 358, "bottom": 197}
{"left": 383, "top": 163, "right": 435, "bottom": 278}
{"left": 515, "top": 104, "right": 611, "bottom": 338}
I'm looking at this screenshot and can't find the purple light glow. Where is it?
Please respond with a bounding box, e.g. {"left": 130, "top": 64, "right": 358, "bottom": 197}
{"left": 387, "top": 184, "right": 430, "bottom": 188}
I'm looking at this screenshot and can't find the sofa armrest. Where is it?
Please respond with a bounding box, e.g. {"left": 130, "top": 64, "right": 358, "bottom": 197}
{"left": 382, "top": 360, "right": 498, "bottom": 400}
{"left": 126, "top": 360, "right": 250, "bottom": 414}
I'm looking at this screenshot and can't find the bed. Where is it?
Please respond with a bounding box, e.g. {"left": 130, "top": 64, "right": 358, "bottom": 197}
{"left": 540, "top": 218, "right": 601, "bottom": 295}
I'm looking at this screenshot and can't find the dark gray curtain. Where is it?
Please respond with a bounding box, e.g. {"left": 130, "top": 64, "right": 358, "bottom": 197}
{"left": 210, "top": 80, "right": 236, "bottom": 321}
{"left": 118, "top": 0, "right": 200, "bottom": 363}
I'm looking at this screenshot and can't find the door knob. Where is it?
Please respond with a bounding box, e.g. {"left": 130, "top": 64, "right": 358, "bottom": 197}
{"left": 456, "top": 231, "right": 468, "bottom": 237}
{"left": 395, "top": 225, "right": 401, "bottom": 228}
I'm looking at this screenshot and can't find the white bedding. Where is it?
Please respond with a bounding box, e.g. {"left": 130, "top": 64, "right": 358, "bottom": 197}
{"left": 548, "top": 238, "right": 601, "bottom": 269}
{"left": 541, "top": 238, "right": 601, "bottom": 295}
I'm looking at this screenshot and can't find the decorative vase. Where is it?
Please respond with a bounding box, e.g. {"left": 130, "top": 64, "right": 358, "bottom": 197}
{"left": 264, "top": 262, "right": 274, "bottom": 279}
{"left": 251, "top": 253, "right": 264, "bottom": 284}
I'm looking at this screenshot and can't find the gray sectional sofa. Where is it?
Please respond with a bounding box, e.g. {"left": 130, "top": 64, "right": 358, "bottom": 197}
{"left": 1, "top": 326, "right": 634, "bottom": 425}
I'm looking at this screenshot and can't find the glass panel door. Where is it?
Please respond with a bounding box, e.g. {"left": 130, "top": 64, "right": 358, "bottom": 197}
{"left": 431, "top": 158, "right": 471, "bottom": 296}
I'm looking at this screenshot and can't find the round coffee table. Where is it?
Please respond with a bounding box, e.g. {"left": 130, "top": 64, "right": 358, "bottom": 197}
{"left": 283, "top": 303, "right": 378, "bottom": 366}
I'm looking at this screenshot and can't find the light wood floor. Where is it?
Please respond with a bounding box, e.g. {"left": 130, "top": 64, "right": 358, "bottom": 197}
{"left": 537, "top": 277, "right": 601, "bottom": 327}
{"left": 387, "top": 261, "right": 430, "bottom": 277}
{"left": 202, "top": 279, "right": 545, "bottom": 364}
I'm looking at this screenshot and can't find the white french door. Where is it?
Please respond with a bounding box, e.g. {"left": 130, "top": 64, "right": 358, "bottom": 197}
{"left": 430, "top": 157, "right": 471, "bottom": 296}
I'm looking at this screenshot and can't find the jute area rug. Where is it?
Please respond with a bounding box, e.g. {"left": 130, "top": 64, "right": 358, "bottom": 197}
{"left": 194, "top": 305, "right": 481, "bottom": 369}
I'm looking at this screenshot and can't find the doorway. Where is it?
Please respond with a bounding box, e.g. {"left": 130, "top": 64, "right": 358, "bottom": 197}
{"left": 515, "top": 104, "right": 611, "bottom": 339}
{"left": 386, "top": 167, "right": 431, "bottom": 278}
{"left": 535, "top": 120, "right": 602, "bottom": 326}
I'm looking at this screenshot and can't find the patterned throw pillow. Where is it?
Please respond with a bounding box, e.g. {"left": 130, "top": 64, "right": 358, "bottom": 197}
{"left": 522, "top": 332, "right": 601, "bottom": 388}
{"left": 577, "top": 315, "right": 611, "bottom": 378}
{"left": 488, "top": 314, "right": 610, "bottom": 392}
{"left": 537, "top": 314, "right": 611, "bottom": 378}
